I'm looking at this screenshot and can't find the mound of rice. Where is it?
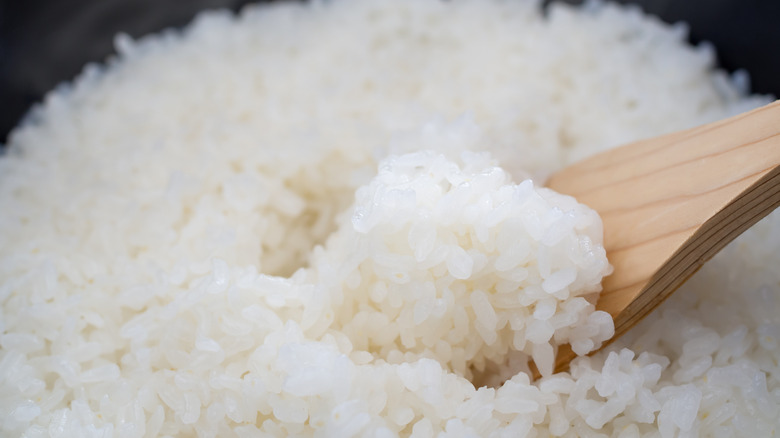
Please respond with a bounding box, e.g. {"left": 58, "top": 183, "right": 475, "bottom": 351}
{"left": 0, "top": 0, "right": 777, "bottom": 436}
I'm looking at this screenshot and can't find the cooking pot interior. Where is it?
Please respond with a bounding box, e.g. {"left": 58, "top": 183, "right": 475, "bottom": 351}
{"left": 0, "top": 0, "right": 777, "bottom": 143}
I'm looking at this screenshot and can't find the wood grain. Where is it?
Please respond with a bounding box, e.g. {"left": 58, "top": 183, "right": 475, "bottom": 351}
{"left": 545, "top": 100, "right": 780, "bottom": 374}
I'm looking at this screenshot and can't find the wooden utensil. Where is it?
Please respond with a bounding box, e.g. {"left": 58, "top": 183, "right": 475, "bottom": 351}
{"left": 545, "top": 100, "right": 780, "bottom": 374}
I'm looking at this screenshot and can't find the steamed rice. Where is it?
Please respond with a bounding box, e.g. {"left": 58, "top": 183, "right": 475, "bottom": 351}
{"left": 0, "top": 0, "right": 778, "bottom": 436}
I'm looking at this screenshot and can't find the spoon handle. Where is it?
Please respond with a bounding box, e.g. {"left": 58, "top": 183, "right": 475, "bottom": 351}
{"left": 547, "top": 100, "right": 780, "bottom": 373}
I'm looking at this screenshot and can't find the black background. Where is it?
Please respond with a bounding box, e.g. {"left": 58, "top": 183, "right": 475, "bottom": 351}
{"left": 1, "top": 0, "right": 778, "bottom": 143}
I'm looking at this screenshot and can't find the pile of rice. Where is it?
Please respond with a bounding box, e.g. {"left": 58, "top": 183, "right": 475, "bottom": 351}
{"left": 1, "top": 0, "right": 777, "bottom": 436}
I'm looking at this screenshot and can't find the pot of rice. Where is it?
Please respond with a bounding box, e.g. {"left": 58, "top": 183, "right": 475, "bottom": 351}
{"left": 0, "top": 0, "right": 778, "bottom": 436}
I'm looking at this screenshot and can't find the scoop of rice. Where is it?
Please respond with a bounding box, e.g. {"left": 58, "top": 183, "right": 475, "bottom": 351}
{"left": 0, "top": 0, "right": 777, "bottom": 437}
{"left": 316, "top": 149, "right": 612, "bottom": 378}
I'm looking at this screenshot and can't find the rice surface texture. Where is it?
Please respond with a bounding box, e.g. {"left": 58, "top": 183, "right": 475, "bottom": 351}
{"left": 0, "top": 0, "right": 778, "bottom": 437}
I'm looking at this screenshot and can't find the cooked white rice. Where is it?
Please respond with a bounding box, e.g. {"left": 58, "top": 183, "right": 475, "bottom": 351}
{"left": 0, "top": 0, "right": 777, "bottom": 436}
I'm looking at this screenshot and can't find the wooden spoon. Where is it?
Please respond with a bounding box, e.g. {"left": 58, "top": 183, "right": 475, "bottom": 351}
{"left": 545, "top": 100, "right": 780, "bottom": 375}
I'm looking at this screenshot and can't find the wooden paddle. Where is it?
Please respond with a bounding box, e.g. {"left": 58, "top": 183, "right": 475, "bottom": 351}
{"left": 545, "top": 100, "right": 780, "bottom": 374}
